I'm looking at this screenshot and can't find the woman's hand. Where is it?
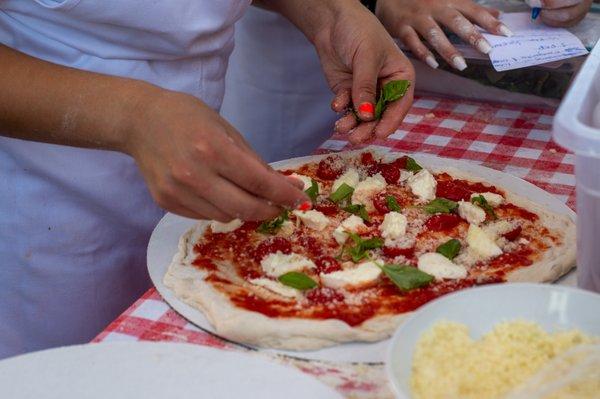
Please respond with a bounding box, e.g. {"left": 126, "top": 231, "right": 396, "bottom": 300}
{"left": 125, "top": 88, "right": 308, "bottom": 222}
{"left": 375, "top": 0, "right": 513, "bottom": 71}
{"left": 526, "top": 0, "right": 592, "bottom": 27}
{"left": 313, "top": 5, "right": 415, "bottom": 144}
{"left": 256, "top": 0, "right": 415, "bottom": 144}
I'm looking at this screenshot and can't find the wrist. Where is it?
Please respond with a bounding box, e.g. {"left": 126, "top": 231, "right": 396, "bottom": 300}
{"left": 311, "top": 1, "right": 370, "bottom": 46}
{"left": 262, "top": 0, "right": 348, "bottom": 44}
{"left": 114, "top": 79, "right": 163, "bottom": 156}
{"left": 303, "top": 0, "right": 344, "bottom": 43}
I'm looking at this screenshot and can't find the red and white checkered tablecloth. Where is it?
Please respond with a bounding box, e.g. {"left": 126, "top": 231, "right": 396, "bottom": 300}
{"left": 93, "top": 94, "right": 575, "bottom": 399}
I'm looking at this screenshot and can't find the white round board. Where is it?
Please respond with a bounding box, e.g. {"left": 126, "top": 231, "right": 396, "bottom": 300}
{"left": 0, "top": 342, "right": 342, "bottom": 399}
{"left": 147, "top": 151, "right": 577, "bottom": 364}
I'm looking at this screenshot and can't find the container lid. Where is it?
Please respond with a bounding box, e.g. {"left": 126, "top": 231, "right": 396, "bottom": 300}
{"left": 553, "top": 42, "right": 600, "bottom": 157}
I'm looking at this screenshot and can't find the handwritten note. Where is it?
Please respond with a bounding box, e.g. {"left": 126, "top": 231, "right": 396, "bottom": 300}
{"left": 481, "top": 13, "right": 588, "bottom": 72}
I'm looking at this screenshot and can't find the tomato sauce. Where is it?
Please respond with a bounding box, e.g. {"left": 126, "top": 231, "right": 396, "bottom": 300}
{"left": 497, "top": 203, "right": 539, "bottom": 221}
{"left": 316, "top": 155, "right": 344, "bottom": 180}
{"left": 503, "top": 226, "right": 522, "bottom": 241}
{"left": 489, "top": 247, "right": 534, "bottom": 269}
{"left": 424, "top": 214, "right": 463, "bottom": 232}
{"left": 435, "top": 173, "right": 502, "bottom": 201}
{"left": 192, "top": 258, "right": 217, "bottom": 270}
{"left": 383, "top": 246, "right": 415, "bottom": 258}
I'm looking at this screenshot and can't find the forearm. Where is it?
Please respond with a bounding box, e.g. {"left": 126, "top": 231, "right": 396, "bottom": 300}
{"left": 0, "top": 44, "right": 155, "bottom": 153}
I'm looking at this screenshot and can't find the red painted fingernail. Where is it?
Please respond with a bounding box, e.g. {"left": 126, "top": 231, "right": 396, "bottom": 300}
{"left": 297, "top": 201, "right": 312, "bottom": 211}
{"left": 358, "top": 102, "right": 374, "bottom": 116}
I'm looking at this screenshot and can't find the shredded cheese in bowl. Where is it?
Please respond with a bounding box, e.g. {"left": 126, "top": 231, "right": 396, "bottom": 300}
{"left": 410, "top": 320, "right": 597, "bottom": 399}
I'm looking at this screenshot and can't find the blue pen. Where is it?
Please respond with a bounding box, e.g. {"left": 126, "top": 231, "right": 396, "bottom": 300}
{"left": 531, "top": 7, "right": 541, "bottom": 20}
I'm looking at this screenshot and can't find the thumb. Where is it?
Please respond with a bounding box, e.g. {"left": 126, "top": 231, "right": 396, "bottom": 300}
{"left": 352, "top": 55, "right": 380, "bottom": 122}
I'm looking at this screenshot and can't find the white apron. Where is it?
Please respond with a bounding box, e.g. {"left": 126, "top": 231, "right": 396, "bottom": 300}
{"left": 0, "top": 0, "right": 250, "bottom": 359}
{"left": 220, "top": 7, "right": 336, "bottom": 162}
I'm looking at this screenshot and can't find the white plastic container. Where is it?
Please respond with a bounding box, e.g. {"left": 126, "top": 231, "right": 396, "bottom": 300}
{"left": 554, "top": 43, "right": 600, "bottom": 293}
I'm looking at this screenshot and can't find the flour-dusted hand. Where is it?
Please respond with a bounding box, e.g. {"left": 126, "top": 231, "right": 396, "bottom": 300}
{"left": 375, "top": 0, "right": 513, "bottom": 71}
{"left": 125, "top": 89, "right": 308, "bottom": 222}
{"left": 526, "top": 0, "right": 592, "bottom": 27}
{"left": 314, "top": 5, "right": 415, "bottom": 143}
{"left": 255, "top": 0, "right": 415, "bottom": 144}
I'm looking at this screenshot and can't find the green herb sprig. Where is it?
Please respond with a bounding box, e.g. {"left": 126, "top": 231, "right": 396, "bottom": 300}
{"left": 374, "top": 80, "right": 411, "bottom": 119}
{"left": 329, "top": 183, "right": 354, "bottom": 203}
{"left": 379, "top": 264, "right": 434, "bottom": 291}
{"left": 305, "top": 179, "right": 319, "bottom": 202}
{"left": 257, "top": 210, "right": 289, "bottom": 234}
{"left": 278, "top": 272, "right": 317, "bottom": 290}
{"left": 386, "top": 195, "right": 402, "bottom": 212}
{"left": 423, "top": 198, "right": 458, "bottom": 214}
{"left": 405, "top": 157, "right": 423, "bottom": 172}
{"left": 344, "top": 233, "right": 383, "bottom": 262}
{"left": 343, "top": 203, "right": 370, "bottom": 222}
{"left": 471, "top": 195, "right": 497, "bottom": 220}
{"left": 436, "top": 239, "right": 461, "bottom": 260}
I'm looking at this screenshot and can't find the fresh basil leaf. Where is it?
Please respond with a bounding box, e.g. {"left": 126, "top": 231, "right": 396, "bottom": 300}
{"left": 471, "top": 195, "right": 497, "bottom": 220}
{"left": 343, "top": 233, "right": 383, "bottom": 262}
{"left": 345, "top": 233, "right": 367, "bottom": 262}
{"left": 349, "top": 246, "right": 368, "bottom": 262}
{"left": 381, "top": 264, "right": 434, "bottom": 292}
{"left": 372, "top": 80, "right": 411, "bottom": 120}
{"left": 344, "top": 203, "right": 370, "bottom": 222}
{"left": 386, "top": 195, "right": 402, "bottom": 212}
{"left": 436, "top": 239, "right": 461, "bottom": 260}
{"left": 305, "top": 179, "right": 319, "bottom": 202}
{"left": 329, "top": 183, "right": 354, "bottom": 203}
{"left": 361, "top": 237, "right": 383, "bottom": 250}
{"left": 257, "top": 210, "right": 289, "bottom": 234}
{"left": 278, "top": 272, "right": 317, "bottom": 290}
{"left": 405, "top": 157, "right": 423, "bottom": 172}
{"left": 382, "top": 80, "right": 411, "bottom": 103}
{"left": 424, "top": 198, "right": 458, "bottom": 214}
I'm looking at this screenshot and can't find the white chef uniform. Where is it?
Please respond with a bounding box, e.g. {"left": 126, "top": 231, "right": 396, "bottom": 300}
{"left": 0, "top": 0, "right": 250, "bottom": 359}
{"left": 220, "top": 7, "right": 337, "bottom": 162}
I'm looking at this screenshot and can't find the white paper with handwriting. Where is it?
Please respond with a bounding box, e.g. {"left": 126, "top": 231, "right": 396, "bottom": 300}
{"left": 482, "top": 13, "right": 588, "bottom": 72}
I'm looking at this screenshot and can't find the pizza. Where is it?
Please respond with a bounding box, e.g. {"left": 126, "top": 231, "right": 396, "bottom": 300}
{"left": 163, "top": 150, "right": 575, "bottom": 350}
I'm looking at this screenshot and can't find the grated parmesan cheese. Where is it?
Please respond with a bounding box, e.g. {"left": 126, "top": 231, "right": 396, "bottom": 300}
{"left": 410, "top": 320, "right": 596, "bottom": 399}
{"left": 332, "top": 167, "right": 360, "bottom": 192}
{"left": 351, "top": 173, "right": 387, "bottom": 209}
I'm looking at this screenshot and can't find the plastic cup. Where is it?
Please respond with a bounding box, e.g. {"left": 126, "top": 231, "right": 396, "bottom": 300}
{"left": 553, "top": 43, "right": 600, "bottom": 293}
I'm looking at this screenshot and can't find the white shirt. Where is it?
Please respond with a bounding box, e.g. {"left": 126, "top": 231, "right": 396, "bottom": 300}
{"left": 0, "top": 0, "right": 250, "bottom": 359}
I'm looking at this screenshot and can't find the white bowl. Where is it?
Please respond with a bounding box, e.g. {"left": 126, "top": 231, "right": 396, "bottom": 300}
{"left": 386, "top": 283, "right": 600, "bottom": 399}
